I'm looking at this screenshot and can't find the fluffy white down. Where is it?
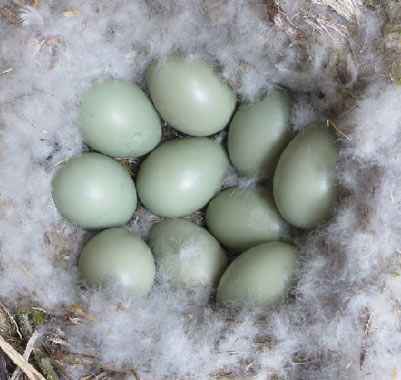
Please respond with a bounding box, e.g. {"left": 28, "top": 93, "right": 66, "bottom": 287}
{"left": 0, "top": 0, "right": 400, "bottom": 379}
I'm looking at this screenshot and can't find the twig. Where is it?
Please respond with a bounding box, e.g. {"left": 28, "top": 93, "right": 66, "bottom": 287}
{"left": 0, "top": 334, "right": 45, "bottom": 380}
{"left": 15, "top": 310, "right": 60, "bottom": 380}
{"left": 327, "top": 119, "right": 352, "bottom": 141}
{"left": 15, "top": 312, "right": 34, "bottom": 338}
{"left": 0, "top": 303, "right": 22, "bottom": 340}
{"left": 10, "top": 330, "right": 41, "bottom": 380}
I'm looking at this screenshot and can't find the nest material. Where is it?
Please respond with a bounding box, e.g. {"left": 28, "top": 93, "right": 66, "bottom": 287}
{"left": 0, "top": 0, "right": 400, "bottom": 379}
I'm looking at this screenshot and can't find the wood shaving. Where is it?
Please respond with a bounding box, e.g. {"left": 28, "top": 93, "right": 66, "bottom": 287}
{"left": 63, "top": 8, "right": 80, "bottom": 17}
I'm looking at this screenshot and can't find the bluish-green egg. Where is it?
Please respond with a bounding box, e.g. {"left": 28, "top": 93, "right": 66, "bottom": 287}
{"left": 149, "top": 219, "right": 227, "bottom": 288}
{"left": 228, "top": 89, "right": 291, "bottom": 177}
{"left": 147, "top": 56, "right": 236, "bottom": 136}
{"left": 136, "top": 138, "right": 228, "bottom": 217}
{"left": 206, "top": 187, "right": 288, "bottom": 253}
{"left": 79, "top": 80, "right": 161, "bottom": 158}
{"left": 79, "top": 228, "right": 155, "bottom": 295}
{"left": 273, "top": 123, "right": 337, "bottom": 229}
{"left": 52, "top": 153, "right": 137, "bottom": 228}
{"left": 217, "top": 242, "right": 297, "bottom": 307}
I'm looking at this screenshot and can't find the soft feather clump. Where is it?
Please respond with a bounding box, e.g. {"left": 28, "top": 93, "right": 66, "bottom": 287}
{"left": 293, "top": 83, "right": 401, "bottom": 379}
{"left": 0, "top": 0, "right": 400, "bottom": 379}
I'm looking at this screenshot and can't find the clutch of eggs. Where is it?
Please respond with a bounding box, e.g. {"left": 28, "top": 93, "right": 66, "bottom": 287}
{"left": 51, "top": 55, "right": 338, "bottom": 305}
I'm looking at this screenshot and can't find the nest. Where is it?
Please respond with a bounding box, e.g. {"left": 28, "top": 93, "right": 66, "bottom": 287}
{"left": 0, "top": 0, "right": 401, "bottom": 379}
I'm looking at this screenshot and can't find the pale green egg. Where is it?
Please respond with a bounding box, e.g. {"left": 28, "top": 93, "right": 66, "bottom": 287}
{"left": 148, "top": 219, "right": 227, "bottom": 288}
{"left": 136, "top": 137, "right": 229, "bottom": 217}
{"left": 52, "top": 153, "right": 137, "bottom": 229}
{"left": 273, "top": 123, "right": 337, "bottom": 229}
{"left": 206, "top": 187, "right": 288, "bottom": 253}
{"left": 79, "top": 80, "right": 161, "bottom": 158}
{"left": 78, "top": 228, "right": 155, "bottom": 296}
{"left": 217, "top": 241, "right": 297, "bottom": 307}
{"left": 147, "top": 56, "right": 236, "bottom": 136}
{"left": 228, "top": 89, "right": 291, "bottom": 177}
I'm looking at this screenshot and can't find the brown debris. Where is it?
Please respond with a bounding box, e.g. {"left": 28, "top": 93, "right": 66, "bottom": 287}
{"left": 0, "top": 5, "right": 21, "bottom": 25}
{"left": 0, "top": 0, "right": 41, "bottom": 25}
{"left": 52, "top": 351, "right": 97, "bottom": 367}
{"left": 265, "top": 0, "right": 280, "bottom": 22}
{"left": 65, "top": 305, "right": 96, "bottom": 323}
{"left": 14, "top": 0, "right": 40, "bottom": 7}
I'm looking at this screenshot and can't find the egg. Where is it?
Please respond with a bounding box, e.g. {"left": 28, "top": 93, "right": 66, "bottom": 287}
{"left": 78, "top": 228, "right": 155, "bottom": 295}
{"left": 228, "top": 89, "right": 291, "bottom": 177}
{"left": 78, "top": 80, "right": 161, "bottom": 158}
{"left": 217, "top": 241, "right": 297, "bottom": 307}
{"left": 148, "top": 219, "right": 227, "bottom": 288}
{"left": 52, "top": 153, "right": 137, "bottom": 228}
{"left": 273, "top": 124, "right": 337, "bottom": 229}
{"left": 147, "top": 56, "right": 236, "bottom": 136}
{"left": 206, "top": 187, "right": 288, "bottom": 253}
{"left": 136, "top": 137, "right": 228, "bottom": 217}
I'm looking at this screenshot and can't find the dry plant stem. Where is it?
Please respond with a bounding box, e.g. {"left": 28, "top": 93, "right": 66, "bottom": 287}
{"left": 0, "top": 334, "right": 45, "bottom": 380}
{"left": 10, "top": 330, "right": 41, "bottom": 380}
{"left": 327, "top": 119, "right": 352, "bottom": 141}
{"left": 0, "top": 303, "right": 22, "bottom": 340}
{"left": 16, "top": 312, "right": 34, "bottom": 338}
{"left": 15, "top": 311, "right": 60, "bottom": 380}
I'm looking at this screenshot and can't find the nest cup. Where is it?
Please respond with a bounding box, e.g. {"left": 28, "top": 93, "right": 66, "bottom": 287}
{"left": 0, "top": 1, "right": 400, "bottom": 379}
